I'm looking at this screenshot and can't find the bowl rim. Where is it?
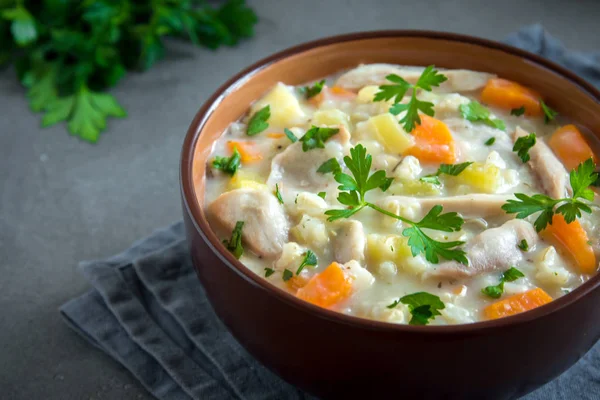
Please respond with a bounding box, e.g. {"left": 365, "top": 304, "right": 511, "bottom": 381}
{"left": 180, "top": 29, "right": 600, "bottom": 334}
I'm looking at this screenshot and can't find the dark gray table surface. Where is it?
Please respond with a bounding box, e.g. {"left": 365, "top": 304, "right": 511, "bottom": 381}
{"left": 2, "top": 1, "right": 600, "bottom": 399}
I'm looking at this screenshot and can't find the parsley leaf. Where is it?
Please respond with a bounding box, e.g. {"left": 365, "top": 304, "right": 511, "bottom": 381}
{"left": 484, "top": 137, "right": 496, "bottom": 146}
{"left": 274, "top": 183, "right": 284, "bottom": 204}
{"left": 570, "top": 158, "right": 597, "bottom": 201}
{"left": 513, "top": 133, "right": 537, "bottom": 163}
{"left": 511, "top": 106, "right": 526, "bottom": 116}
{"left": 399, "top": 292, "right": 445, "bottom": 325}
{"left": 518, "top": 239, "right": 529, "bottom": 251}
{"left": 247, "top": 105, "right": 270, "bottom": 136}
{"left": 2, "top": 7, "right": 37, "bottom": 46}
{"left": 299, "top": 126, "right": 339, "bottom": 151}
{"left": 283, "top": 128, "right": 298, "bottom": 143}
{"left": 296, "top": 250, "right": 317, "bottom": 274}
{"left": 223, "top": 221, "right": 244, "bottom": 259}
{"left": 300, "top": 80, "right": 325, "bottom": 99}
{"left": 420, "top": 162, "right": 473, "bottom": 185}
{"left": 482, "top": 267, "right": 524, "bottom": 299}
{"left": 459, "top": 100, "right": 505, "bottom": 131}
{"left": 374, "top": 66, "right": 447, "bottom": 132}
{"left": 282, "top": 269, "right": 293, "bottom": 282}
{"left": 502, "top": 158, "right": 598, "bottom": 231}
{"left": 373, "top": 74, "right": 411, "bottom": 103}
{"left": 317, "top": 158, "right": 342, "bottom": 175}
{"left": 212, "top": 148, "right": 241, "bottom": 175}
{"left": 264, "top": 268, "right": 275, "bottom": 277}
{"left": 317, "top": 191, "right": 326, "bottom": 199}
{"left": 540, "top": 101, "right": 558, "bottom": 123}
{"left": 325, "top": 144, "right": 466, "bottom": 265}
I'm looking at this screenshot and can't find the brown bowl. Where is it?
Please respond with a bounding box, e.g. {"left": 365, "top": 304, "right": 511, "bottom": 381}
{"left": 180, "top": 31, "right": 600, "bottom": 399}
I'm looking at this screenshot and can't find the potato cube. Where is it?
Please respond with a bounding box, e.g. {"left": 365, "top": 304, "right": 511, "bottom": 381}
{"left": 368, "top": 113, "right": 414, "bottom": 154}
{"left": 251, "top": 82, "right": 306, "bottom": 127}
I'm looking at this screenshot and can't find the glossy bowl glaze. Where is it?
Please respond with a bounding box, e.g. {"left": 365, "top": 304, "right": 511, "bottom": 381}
{"left": 180, "top": 31, "right": 600, "bottom": 399}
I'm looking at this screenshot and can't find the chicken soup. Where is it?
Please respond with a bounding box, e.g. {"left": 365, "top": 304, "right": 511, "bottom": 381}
{"left": 203, "top": 64, "right": 600, "bottom": 325}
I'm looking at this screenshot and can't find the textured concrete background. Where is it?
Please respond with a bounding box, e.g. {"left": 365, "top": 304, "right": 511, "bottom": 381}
{"left": 1, "top": 0, "right": 599, "bottom": 399}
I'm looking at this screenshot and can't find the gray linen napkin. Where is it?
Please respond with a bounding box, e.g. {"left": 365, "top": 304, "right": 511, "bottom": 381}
{"left": 60, "top": 25, "right": 600, "bottom": 400}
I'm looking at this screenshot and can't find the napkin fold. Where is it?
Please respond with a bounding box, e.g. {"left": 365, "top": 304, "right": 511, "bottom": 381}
{"left": 61, "top": 25, "right": 600, "bottom": 400}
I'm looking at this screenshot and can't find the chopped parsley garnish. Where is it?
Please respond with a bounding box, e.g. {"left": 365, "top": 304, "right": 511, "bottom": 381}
{"left": 325, "top": 144, "right": 467, "bottom": 265}
{"left": 223, "top": 221, "right": 244, "bottom": 259}
{"left": 296, "top": 250, "right": 317, "bottom": 274}
{"left": 283, "top": 128, "right": 298, "bottom": 143}
{"left": 511, "top": 106, "right": 526, "bottom": 116}
{"left": 247, "top": 105, "right": 270, "bottom": 136}
{"left": 264, "top": 268, "right": 275, "bottom": 277}
{"left": 459, "top": 100, "right": 505, "bottom": 131}
{"left": 300, "top": 80, "right": 325, "bottom": 99}
{"left": 317, "top": 191, "right": 326, "bottom": 199}
{"left": 540, "top": 100, "right": 558, "bottom": 123}
{"left": 274, "top": 183, "right": 284, "bottom": 204}
{"left": 518, "top": 239, "right": 529, "bottom": 251}
{"left": 420, "top": 162, "right": 473, "bottom": 186}
{"left": 212, "top": 148, "right": 241, "bottom": 176}
{"left": 374, "top": 65, "right": 448, "bottom": 132}
{"left": 386, "top": 299, "right": 401, "bottom": 309}
{"left": 282, "top": 269, "right": 293, "bottom": 282}
{"left": 502, "top": 158, "right": 598, "bottom": 231}
{"left": 317, "top": 158, "right": 342, "bottom": 175}
{"left": 299, "top": 126, "right": 339, "bottom": 151}
{"left": 513, "top": 132, "right": 536, "bottom": 163}
{"left": 484, "top": 137, "right": 496, "bottom": 146}
{"left": 481, "top": 267, "right": 525, "bottom": 299}
{"left": 389, "top": 292, "right": 445, "bottom": 325}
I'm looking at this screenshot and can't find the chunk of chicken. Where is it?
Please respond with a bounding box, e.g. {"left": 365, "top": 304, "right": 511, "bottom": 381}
{"left": 377, "top": 194, "right": 513, "bottom": 219}
{"left": 424, "top": 220, "right": 539, "bottom": 280}
{"left": 333, "top": 220, "right": 366, "bottom": 264}
{"left": 266, "top": 126, "right": 350, "bottom": 196}
{"left": 335, "top": 64, "right": 495, "bottom": 93}
{"left": 513, "top": 127, "right": 570, "bottom": 198}
{"left": 208, "top": 188, "right": 289, "bottom": 258}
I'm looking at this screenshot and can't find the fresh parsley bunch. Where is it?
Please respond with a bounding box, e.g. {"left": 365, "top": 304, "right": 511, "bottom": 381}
{"left": 0, "top": 0, "right": 257, "bottom": 142}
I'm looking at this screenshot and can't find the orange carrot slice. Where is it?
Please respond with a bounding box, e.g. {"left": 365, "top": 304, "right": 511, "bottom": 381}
{"left": 296, "top": 263, "right": 353, "bottom": 308}
{"left": 405, "top": 115, "right": 456, "bottom": 164}
{"left": 308, "top": 86, "right": 356, "bottom": 107}
{"left": 541, "top": 214, "right": 597, "bottom": 275}
{"left": 266, "top": 133, "right": 285, "bottom": 139}
{"left": 227, "top": 141, "right": 262, "bottom": 163}
{"left": 329, "top": 86, "right": 356, "bottom": 98}
{"left": 484, "top": 288, "right": 552, "bottom": 320}
{"left": 481, "top": 78, "right": 543, "bottom": 116}
{"left": 286, "top": 275, "right": 309, "bottom": 291}
{"left": 549, "top": 125, "right": 596, "bottom": 171}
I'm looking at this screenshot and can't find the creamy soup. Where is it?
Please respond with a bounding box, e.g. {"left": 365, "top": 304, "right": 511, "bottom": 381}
{"left": 203, "top": 64, "right": 600, "bottom": 325}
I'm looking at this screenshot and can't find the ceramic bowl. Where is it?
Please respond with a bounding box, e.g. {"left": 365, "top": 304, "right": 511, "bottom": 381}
{"left": 180, "top": 31, "right": 600, "bottom": 399}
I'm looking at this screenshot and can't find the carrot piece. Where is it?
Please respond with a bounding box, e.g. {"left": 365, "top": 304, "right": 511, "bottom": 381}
{"left": 266, "top": 133, "right": 285, "bottom": 139}
{"left": 308, "top": 86, "right": 355, "bottom": 107}
{"left": 296, "top": 262, "right": 353, "bottom": 308}
{"left": 329, "top": 86, "right": 356, "bottom": 98}
{"left": 481, "top": 78, "right": 543, "bottom": 116}
{"left": 308, "top": 91, "right": 325, "bottom": 107}
{"left": 484, "top": 288, "right": 553, "bottom": 320}
{"left": 286, "top": 275, "right": 309, "bottom": 291}
{"left": 227, "top": 141, "right": 263, "bottom": 163}
{"left": 548, "top": 125, "right": 596, "bottom": 170}
{"left": 405, "top": 115, "right": 456, "bottom": 164}
{"left": 541, "top": 214, "right": 597, "bottom": 275}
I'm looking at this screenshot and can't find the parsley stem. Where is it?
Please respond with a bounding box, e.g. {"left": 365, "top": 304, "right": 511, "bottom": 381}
{"left": 365, "top": 202, "right": 414, "bottom": 225}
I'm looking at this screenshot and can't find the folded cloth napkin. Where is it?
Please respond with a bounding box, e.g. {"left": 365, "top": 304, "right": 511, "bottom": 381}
{"left": 61, "top": 25, "right": 600, "bottom": 400}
